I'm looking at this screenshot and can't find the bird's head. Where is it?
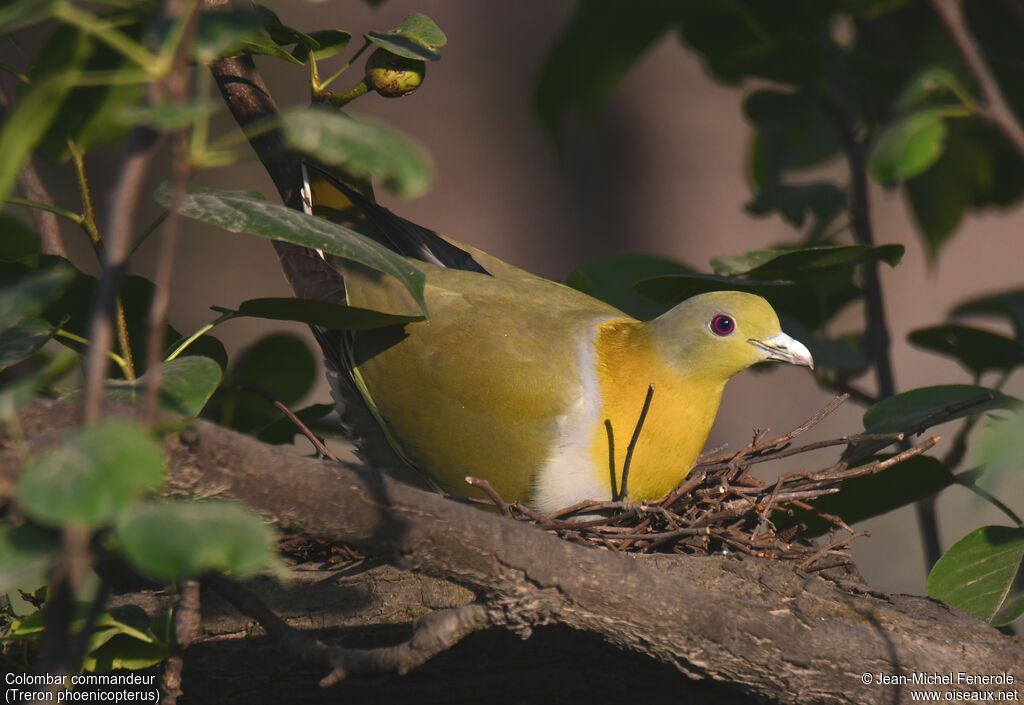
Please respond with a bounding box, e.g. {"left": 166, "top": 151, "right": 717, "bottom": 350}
{"left": 648, "top": 291, "right": 813, "bottom": 381}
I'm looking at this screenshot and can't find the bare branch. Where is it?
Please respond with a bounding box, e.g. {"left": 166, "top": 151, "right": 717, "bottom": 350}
{"left": 930, "top": 0, "right": 1024, "bottom": 158}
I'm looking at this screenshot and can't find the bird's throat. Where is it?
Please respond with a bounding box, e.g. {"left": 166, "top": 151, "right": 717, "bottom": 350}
{"left": 590, "top": 319, "right": 724, "bottom": 502}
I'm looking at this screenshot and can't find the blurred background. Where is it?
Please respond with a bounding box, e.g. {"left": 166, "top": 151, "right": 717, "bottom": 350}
{"left": 24, "top": 0, "right": 1024, "bottom": 597}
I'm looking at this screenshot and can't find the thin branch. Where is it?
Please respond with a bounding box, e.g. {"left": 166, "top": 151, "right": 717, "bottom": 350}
{"left": 929, "top": 0, "right": 1024, "bottom": 158}
{"left": 161, "top": 580, "right": 201, "bottom": 705}
{"left": 143, "top": 5, "right": 198, "bottom": 427}
{"left": 238, "top": 382, "right": 340, "bottom": 461}
{"left": 617, "top": 383, "right": 654, "bottom": 501}
{"left": 69, "top": 139, "right": 137, "bottom": 381}
{"left": 465, "top": 476, "right": 512, "bottom": 517}
{"left": 0, "top": 84, "right": 67, "bottom": 257}
{"left": 206, "top": 573, "right": 492, "bottom": 687}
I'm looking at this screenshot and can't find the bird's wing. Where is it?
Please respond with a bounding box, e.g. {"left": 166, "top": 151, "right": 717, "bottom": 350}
{"left": 338, "top": 256, "right": 622, "bottom": 503}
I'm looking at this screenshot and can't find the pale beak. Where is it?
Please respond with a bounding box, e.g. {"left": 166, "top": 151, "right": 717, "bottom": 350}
{"left": 749, "top": 332, "right": 814, "bottom": 370}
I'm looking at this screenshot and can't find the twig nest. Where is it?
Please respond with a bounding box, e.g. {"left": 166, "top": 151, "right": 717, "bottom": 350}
{"left": 365, "top": 49, "right": 426, "bottom": 97}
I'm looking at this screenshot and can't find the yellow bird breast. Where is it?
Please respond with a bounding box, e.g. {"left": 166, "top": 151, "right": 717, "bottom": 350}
{"left": 530, "top": 318, "right": 726, "bottom": 512}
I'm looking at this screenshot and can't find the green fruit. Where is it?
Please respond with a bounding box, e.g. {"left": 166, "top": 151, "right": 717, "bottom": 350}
{"left": 365, "top": 49, "right": 426, "bottom": 98}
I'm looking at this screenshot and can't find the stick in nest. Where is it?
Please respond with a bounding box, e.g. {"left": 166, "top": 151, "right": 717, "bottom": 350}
{"left": 463, "top": 394, "right": 949, "bottom": 573}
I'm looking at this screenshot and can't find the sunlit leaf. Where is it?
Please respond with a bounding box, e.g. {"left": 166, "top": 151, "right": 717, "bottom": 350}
{"left": 279, "top": 108, "right": 433, "bottom": 199}
{"left": 105, "top": 356, "right": 222, "bottom": 416}
{"left": 928, "top": 525, "right": 1024, "bottom": 626}
{"left": 366, "top": 12, "right": 446, "bottom": 61}
{"left": 17, "top": 421, "right": 165, "bottom": 528}
{"left": 156, "top": 185, "right": 426, "bottom": 313}
{"left": 868, "top": 109, "right": 949, "bottom": 186}
{"left": 115, "top": 500, "right": 280, "bottom": 582}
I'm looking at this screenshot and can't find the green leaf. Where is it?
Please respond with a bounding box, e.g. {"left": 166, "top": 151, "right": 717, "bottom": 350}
{"left": 897, "top": 67, "right": 971, "bottom": 111}
{"left": 192, "top": 9, "right": 265, "bottom": 63}
{"left": 38, "top": 25, "right": 146, "bottom": 161}
{"left": 928, "top": 525, "right": 1024, "bottom": 626}
{"left": 905, "top": 131, "right": 991, "bottom": 258}
{"left": 0, "top": 524, "right": 59, "bottom": 595}
{"left": 781, "top": 319, "right": 868, "bottom": 376}
{"left": 745, "top": 182, "right": 846, "bottom": 227}
{"left": 952, "top": 288, "right": 1024, "bottom": 338}
{"left": 279, "top": 108, "right": 433, "bottom": 199}
{"left": 0, "top": 263, "right": 75, "bottom": 331}
{"left": 868, "top": 109, "right": 949, "bottom": 186}
{"left": 232, "top": 297, "right": 422, "bottom": 330}
{"left": 117, "top": 102, "right": 217, "bottom": 132}
{"left": 795, "top": 456, "right": 956, "bottom": 536}
{"left": 291, "top": 29, "right": 351, "bottom": 62}
{"left": 0, "top": 0, "right": 56, "bottom": 37}
{"left": 17, "top": 421, "right": 165, "bottom": 528}
{"left": 533, "top": 0, "right": 674, "bottom": 137}
{"left": 710, "top": 244, "right": 904, "bottom": 279}
{"left": 237, "top": 33, "right": 304, "bottom": 65}
{"left": 105, "top": 356, "right": 222, "bottom": 416}
{"left": 85, "top": 634, "right": 167, "bottom": 673}
{"left": 908, "top": 324, "right": 1024, "bottom": 375}
{"left": 207, "top": 333, "right": 316, "bottom": 433}
{"left": 0, "top": 317, "right": 52, "bottom": 372}
{"left": 975, "top": 406, "right": 1024, "bottom": 486}
{"left": 0, "top": 25, "right": 91, "bottom": 205}
{"left": 862, "top": 385, "right": 1018, "bottom": 434}
{"left": 0, "top": 215, "right": 41, "bottom": 262}
{"left": 157, "top": 186, "right": 425, "bottom": 312}
{"left": 564, "top": 254, "right": 694, "bottom": 320}
{"left": 743, "top": 90, "right": 840, "bottom": 185}
{"left": 366, "top": 12, "right": 446, "bottom": 61}
{"left": 115, "top": 500, "right": 279, "bottom": 582}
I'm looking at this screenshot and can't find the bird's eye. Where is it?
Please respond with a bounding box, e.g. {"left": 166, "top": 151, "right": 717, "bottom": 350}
{"left": 711, "top": 314, "right": 735, "bottom": 336}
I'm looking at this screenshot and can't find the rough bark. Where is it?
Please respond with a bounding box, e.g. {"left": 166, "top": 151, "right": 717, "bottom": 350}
{"left": 2, "top": 400, "right": 1021, "bottom": 705}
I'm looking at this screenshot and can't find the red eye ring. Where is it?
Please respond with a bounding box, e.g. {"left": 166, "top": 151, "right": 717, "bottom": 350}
{"left": 711, "top": 314, "right": 735, "bottom": 336}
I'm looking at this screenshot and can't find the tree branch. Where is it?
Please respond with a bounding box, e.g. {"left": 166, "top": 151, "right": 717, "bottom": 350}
{"left": 930, "top": 0, "right": 1024, "bottom": 158}
{"left": 2, "top": 400, "right": 1020, "bottom": 705}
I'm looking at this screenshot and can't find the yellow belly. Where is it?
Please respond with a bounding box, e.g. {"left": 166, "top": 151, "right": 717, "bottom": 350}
{"left": 589, "top": 319, "right": 724, "bottom": 502}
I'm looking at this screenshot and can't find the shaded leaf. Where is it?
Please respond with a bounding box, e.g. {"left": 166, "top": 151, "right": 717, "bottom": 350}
{"left": 743, "top": 90, "right": 840, "bottom": 185}
{"left": 105, "top": 356, "right": 222, "bottom": 417}
{"left": 951, "top": 288, "right": 1024, "bottom": 339}
{"left": 0, "top": 25, "right": 91, "bottom": 205}
{"left": 0, "top": 524, "right": 59, "bottom": 595}
{"left": 366, "top": 12, "right": 446, "bottom": 61}
{"left": 710, "top": 244, "right": 904, "bottom": 279}
{"left": 868, "top": 109, "right": 949, "bottom": 185}
{"left": 533, "top": 0, "right": 674, "bottom": 137}
{"left": 292, "top": 29, "right": 351, "bottom": 62}
{"left": 862, "top": 385, "right": 1018, "bottom": 434}
{"left": 745, "top": 182, "right": 846, "bottom": 227}
{"left": 237, "top": 34, "right": 304, "bottom": 65}
{"left": 17, "top": 421, "right": 165, "bottom": 528}
{"left": 115, "top": 500, "right": 279, "bottom": 582}
{"left": 156, "top": 185, "right": 426, "bottom": 313}
{"left": 192, "top": 9, "right": 265, "bottom": 63}
{"left": 233, "top": 297, "right": 422, "bottom": 330}
{"left": 928, "top": 525, "right": 1024, "bottom": 626}
{"left": 565, "top": 254, "right": 694, "bottom": 320}
{"left": 0, "top": 215, "right": 41, "bottom": 262}
{"left": 897, "top": 67, "right": 970, "bottom": 111}
{"left": 909, "top": 324, "right": 1024, "bottom": 375}
{"left": 795, "top": 456, "right": 956, "bottom": 536}
{"left": 0, "top": 262, "right": 74, "bottom": 331}
{"left": 117, "top": 102, "right": 217, "bottom": 132}
{"left": 85, "top": 634, "right": 167, "bottom": 673}
{"left": 0, "top": 317, "right": 52, "bottom": 371}
{"left": 279, "top": 108, "right": 433, "bottom": 199}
